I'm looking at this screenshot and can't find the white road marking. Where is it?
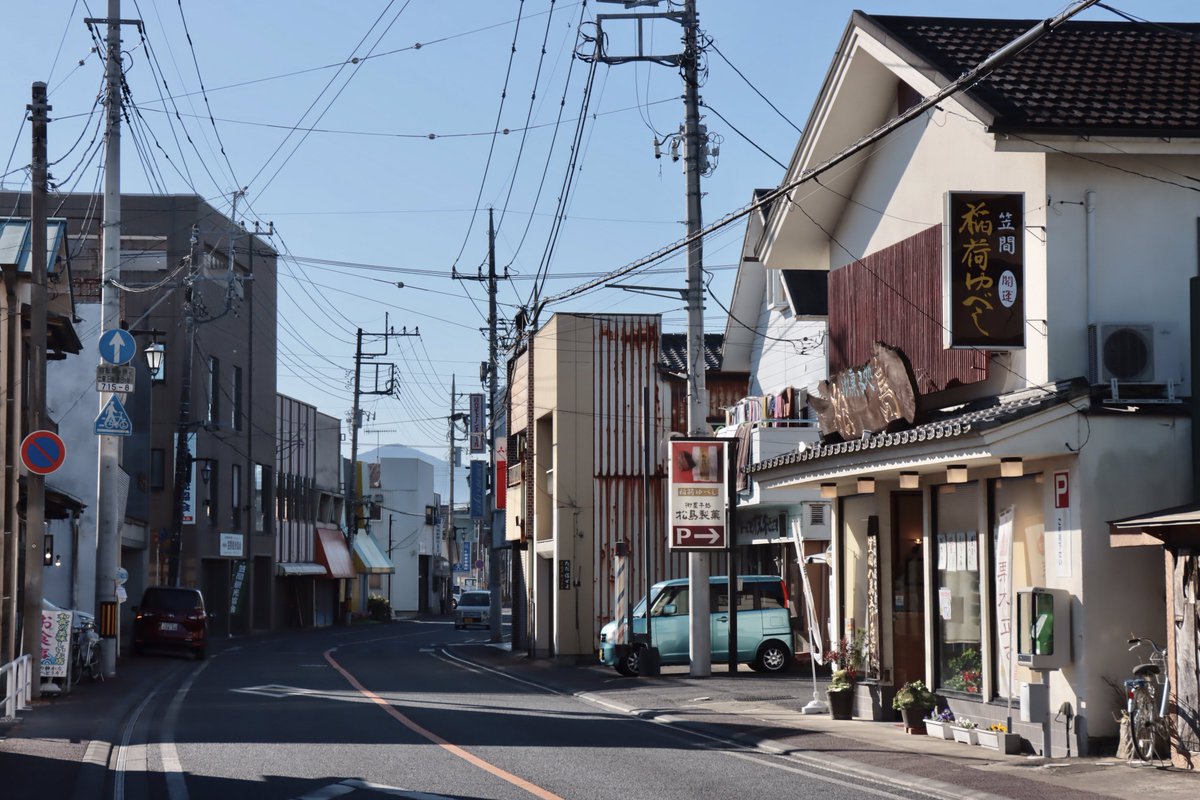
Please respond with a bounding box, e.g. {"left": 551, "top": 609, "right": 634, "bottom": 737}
{"left": 291, "top": 779, "right": 455, "bottom": 800}
{"left": 113, "top": 690, "right": 157, "bottom": 800}
{"left": 161, "top": 660, "right": 213, "bottom": 800}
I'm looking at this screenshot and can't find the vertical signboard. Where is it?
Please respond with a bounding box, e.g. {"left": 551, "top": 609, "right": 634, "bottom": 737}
{"left": 494, "top": 436, "right": 507, "bottom": 510}
{"left": 944, "top": 191, "right": 1025, "bottom": 349}
{"left": 469, "top": 393, "right": 485, "bottom": 453}
{"left": 667, "top": 439, "right": 729, "bottom": 550}
{"left": 229, "top": 559, "right": 249, "bottom": 615}
{"left": 469, "top": 460, "right": 485, "bottom": 520}
{"left": 178, "top": 431, "right": 197, "bottom": 525}
{"left": 40, "top": 609, "right": 73, "bottom": 678}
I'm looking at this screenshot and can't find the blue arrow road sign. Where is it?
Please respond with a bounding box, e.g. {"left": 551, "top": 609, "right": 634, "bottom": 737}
{"left": 99, "top": 328, "right": 136, "bottom": 365}
{"left": 94, "top": 394, "right": 133, "bottom": 436}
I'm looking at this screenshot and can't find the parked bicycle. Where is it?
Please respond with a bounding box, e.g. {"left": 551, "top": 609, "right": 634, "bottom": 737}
{"left": 69, "top": 615, "right": 102, "bottom": 687}
{"left": 1125, "top": 635, "right": 1169, "bottom": 762}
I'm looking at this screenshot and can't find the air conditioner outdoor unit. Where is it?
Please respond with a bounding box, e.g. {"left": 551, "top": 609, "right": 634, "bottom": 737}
{"left": 1087, "top": 323, "right": 1157, "bottom": 384}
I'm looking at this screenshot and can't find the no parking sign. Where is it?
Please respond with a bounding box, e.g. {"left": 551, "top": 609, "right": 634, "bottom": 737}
{"left": 21, "top": 430, "right": 66, "bottom": 476}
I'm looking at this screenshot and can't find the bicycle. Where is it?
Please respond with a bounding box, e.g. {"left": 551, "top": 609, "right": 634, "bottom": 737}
{"left": 69, "top": 616, "right": 103, "bottom": 687}
{"left": 1125, "top": 635, "right": 1169, "bottom": 762}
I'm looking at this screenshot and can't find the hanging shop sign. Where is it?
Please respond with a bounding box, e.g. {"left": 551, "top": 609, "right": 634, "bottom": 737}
{"left": 469, "top": 394, "right": 485, "bottom": 453}
{"left": 809, "top": 341, "right": 917, "bottom": 440}
{"left": 667, "top": 439, "right": 729, "bottom": 551}
{"left": 944, "top": 191, "right": 1025, "bottom": 349}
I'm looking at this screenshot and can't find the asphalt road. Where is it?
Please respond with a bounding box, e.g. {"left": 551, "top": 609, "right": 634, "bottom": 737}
{"left": 86, "top": 619, "right": 936, "bottom": 800}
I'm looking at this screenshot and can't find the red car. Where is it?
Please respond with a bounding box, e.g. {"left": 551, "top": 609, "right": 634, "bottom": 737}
{"left": 132, "top": 586, "right": 209, "bottom": 659}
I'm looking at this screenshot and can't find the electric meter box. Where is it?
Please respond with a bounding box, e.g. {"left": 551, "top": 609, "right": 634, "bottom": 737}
{"left": 1016, "top": 587, "right": 1071, "bottom": 670}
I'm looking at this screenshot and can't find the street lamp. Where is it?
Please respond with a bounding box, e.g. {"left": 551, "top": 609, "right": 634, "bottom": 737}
{"left": 144, "top": 342, "right": 164, "bottom": 379}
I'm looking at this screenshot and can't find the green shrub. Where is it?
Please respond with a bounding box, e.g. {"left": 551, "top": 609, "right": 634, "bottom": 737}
{"left": 367, "top": 593, "right": 391, "bottom": 622}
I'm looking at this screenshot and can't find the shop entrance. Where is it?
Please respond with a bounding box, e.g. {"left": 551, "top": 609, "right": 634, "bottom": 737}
{"left": 891, "top": 492, "right": 925, "bottom": 688}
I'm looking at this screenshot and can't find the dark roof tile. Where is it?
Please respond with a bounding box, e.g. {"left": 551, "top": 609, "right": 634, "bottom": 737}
{"left": 864, "top": 15, "right": 1200, "bottom": 136}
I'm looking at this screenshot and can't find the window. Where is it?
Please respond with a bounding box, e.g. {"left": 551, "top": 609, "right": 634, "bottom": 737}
{"left": 231, "top": 366, "right": 243, "bottom": 431}
{"left": 933, "top": 483, "right": 983, "bottom": 696}
{"left": 150, "top": 449, "right": 165, "bottom": 490}
{"left": 208, "top": 356, "right": 221, "bottom": 423}
{"left": 839, "top": 496, "right": 875, "bottom": 663}
{"left": 230, "top": 464, "right": 242, "bottom": 530}
{"left": 256, "top": 462, "right": 268, "bottom": 532}
{"left": 650, "top": 585, "right": 690, "bottom": 617}
{"left": 206, "top": 462, "right": 220, "bottom": 526}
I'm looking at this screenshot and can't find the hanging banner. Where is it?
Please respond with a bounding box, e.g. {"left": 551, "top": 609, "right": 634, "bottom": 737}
{"left": 469, "top": 460, "right": 485, "bottom": 520}
{"left": 667, "top": 439, "right": 729, "bottom": 550}
{"left": 944, "top": 191, "right": 1025, "bottom": 349}
{"left": 178, "top": 431, "right": 197, "bottom": 525}
{"left": 995, "top": 506, "right": 1016, "bottom": 697}
{"left": 469, "top": 394, "right": 485, "bottom": 453}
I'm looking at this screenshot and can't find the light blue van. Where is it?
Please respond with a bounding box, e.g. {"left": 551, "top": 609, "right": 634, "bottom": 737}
{"left": 598, "top": 575, "right": 793, "bottom": 676}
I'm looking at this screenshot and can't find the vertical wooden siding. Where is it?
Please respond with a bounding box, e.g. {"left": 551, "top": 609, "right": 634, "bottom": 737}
{"left": 827, "top": 224, "right": 988, "bottom": 393}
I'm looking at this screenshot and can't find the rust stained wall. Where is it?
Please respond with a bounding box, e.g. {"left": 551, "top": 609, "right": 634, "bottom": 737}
{"left": 827, "top": 224, "right": 988, "bottom": 394}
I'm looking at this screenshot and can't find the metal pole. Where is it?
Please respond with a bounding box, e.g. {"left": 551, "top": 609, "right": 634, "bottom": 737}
{"left": 486, "top": 209, "right": 502, "bottom": 643}
{"left": 96, "top": 0, "right": 123, "bottom": 677}
{"left": 681, "top": 0, "right": 710, "bottom": 677}
{"left": 22, "top": 82, "right": 50, "bottom": 696}
{"left": 447, "top": 374, "right": 456, "bottom": 612}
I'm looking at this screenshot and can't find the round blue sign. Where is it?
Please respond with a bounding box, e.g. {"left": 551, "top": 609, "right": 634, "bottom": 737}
{"left": 21, "top": 430, "right": 67, "bottom": 475}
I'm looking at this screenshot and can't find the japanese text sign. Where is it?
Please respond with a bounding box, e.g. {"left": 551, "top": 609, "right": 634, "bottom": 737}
{"left": 667, "top": 439, "right": 729, "bottom": 551}
{"left": 944, "top": 191, "right": 1025, "bottom": 349}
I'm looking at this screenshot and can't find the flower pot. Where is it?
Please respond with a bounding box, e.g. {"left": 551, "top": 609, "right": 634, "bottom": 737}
{"left": 951, "top": 725, "right": 978, "bottom": 745}
{"left": 924, "top": 720, "right": 954, "bottom": 740}
{"left": 827, "top": 690, "right": 854, "bottom": 720}
{"left": 976, "top": 730, "right": 1021, "bottom": 754}
{"left": 900, "top": 706, "right": 931, "bottom": 733}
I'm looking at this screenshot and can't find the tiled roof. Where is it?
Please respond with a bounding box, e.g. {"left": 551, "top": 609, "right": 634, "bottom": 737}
{"left": 862, "top": 14, "right": 1200, "bottom": 136}
{"left": 660, "top": 332, "right": 723, "bottom": 372}
{"left": 748, "top": 388, "right": 1071, "bottom": 474}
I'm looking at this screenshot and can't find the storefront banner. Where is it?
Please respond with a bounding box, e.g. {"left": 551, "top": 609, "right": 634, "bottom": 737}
{"left": 944, "top": 191, "right": 1025, "bottom": 349}
{"left": 995, "top": 506, "right": 1016, "bottom": 697}
{"left": 40, "top": 610, "right": 73, "bottom": 678}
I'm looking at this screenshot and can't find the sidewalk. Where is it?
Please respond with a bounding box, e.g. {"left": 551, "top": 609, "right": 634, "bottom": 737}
{"left": 478, "top": 645, "right": 1199, "bottom": 800}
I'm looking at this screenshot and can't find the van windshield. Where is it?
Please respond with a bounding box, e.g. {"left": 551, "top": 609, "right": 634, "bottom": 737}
{"left": 142, "top": 588, "right": 202, "bottom": 613}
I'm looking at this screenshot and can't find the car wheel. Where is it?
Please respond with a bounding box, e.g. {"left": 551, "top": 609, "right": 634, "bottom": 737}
{"left": 754, "top": 640, "right": 791, "bottom": 673}
{"left": 615, "top": 647, "right": 642, "bottom": 677}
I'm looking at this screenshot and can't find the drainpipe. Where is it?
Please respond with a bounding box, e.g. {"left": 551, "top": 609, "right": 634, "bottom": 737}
{"left": 1192, "top": 219, "right": 1200, "bottom": 502}
{"left": 1085, "top": 190, "right": 1097, "bottom": 329}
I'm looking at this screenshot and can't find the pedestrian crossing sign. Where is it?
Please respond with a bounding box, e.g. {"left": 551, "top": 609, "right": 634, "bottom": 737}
{"left": 94, "top": 394, "right": 133, "bottom": 436}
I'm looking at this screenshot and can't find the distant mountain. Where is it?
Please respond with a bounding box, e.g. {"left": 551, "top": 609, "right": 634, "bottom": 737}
{"left": 358, "top": 443, "right": 470, "bottom": 504}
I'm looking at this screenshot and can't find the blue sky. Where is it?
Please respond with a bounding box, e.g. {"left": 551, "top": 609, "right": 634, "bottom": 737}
{"left": 1, "top": 1, "right": 1194, "bottom": 483}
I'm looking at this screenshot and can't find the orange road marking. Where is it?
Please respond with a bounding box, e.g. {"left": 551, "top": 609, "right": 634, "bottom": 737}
{"left": 324, "top": 649, "right": 564, "bottom": 800}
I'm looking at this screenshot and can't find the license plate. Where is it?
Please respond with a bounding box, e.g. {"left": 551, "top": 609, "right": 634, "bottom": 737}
{"left": 464, "top": 616, "right": 479, "bottom": 623}
{"left": 160, "top": 621, "right": 180, "bottom": 632}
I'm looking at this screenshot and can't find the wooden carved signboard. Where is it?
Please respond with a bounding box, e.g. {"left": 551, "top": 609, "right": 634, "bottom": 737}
{"left": 810, "top": 341, "right": 918, "bottom": 440}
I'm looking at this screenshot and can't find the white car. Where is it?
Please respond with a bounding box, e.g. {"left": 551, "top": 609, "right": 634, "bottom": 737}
{"left": 454, "top": 591, "right": 491, "bottom": 629}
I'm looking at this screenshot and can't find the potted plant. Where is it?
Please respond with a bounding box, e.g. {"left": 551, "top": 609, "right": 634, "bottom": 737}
{"left": 976, "top": 722, "right": 1021, "bottom": 754}
{"left": 892, "top": 680, "right": 936, "bottom": 733}
{"left": 924, "top": 707, "right": 955, "bottom": 739}
{"left": 827, "top": 669, "right": 855, "bottom": 719}
{"left": 950, "top": 716, "right": 979, "bottom": 745}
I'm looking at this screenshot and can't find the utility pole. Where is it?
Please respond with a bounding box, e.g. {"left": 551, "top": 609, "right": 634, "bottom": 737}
{"left": 594, "top": 0, "right": 712, "bottom": 676}
{"left": 166, "top": 227, "right": 199, "bottom": 588}
{"left": 486, "top": 209, "right": 502, "bottom": 644}
{"left": 447, "top": 374, "right": 462, "bottom": 611}
{"left": 85, "top": 0, "right": 143, "bottom": 678}
{"left": 21, "top": 83, "right": 49, "bottom": 696}
{"left": 346, "top": 321, "right": 415, "bottom": 622}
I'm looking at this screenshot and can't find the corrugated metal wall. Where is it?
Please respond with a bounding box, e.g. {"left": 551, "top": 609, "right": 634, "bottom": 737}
{"left": 592, "top": 316, "right": 688, "bottom": 644}
{"left": 827, "top": 224, "right": 988, "bottom": 393}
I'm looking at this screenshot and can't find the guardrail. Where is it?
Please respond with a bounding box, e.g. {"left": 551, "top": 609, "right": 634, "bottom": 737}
{"left": 1, "top": 654, "right": 34, "bottom": 720}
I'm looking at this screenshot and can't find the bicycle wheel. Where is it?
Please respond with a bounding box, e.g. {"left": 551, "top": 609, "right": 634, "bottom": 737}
{"left": 1130, "top": 685, "right": 1161, "bottom": 761}
{"left": 85, "top": 646, "right": 102, "bottom": 681}
{"left": 68, "top": 644, "right": 83, "bottom": 688}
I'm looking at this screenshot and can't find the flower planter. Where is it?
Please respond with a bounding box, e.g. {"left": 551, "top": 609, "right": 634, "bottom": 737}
{"left": 950, "top": 725, "right": 978, "bottom": 745}
{"left": 924, "top": 720, "right": 954, "bottom": 740}
{"left": 827, "top": 690, "right": 854, "bottom": 720}
{"left": 976, "top": 729, "right": 1021, "bottom": 754}
{"left": 899, "top": 706, "right": 931, "bottom": 733}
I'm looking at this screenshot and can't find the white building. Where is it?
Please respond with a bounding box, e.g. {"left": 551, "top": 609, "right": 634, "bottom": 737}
{"left": 367, "top": 457, "right": 446, "bottom": 614}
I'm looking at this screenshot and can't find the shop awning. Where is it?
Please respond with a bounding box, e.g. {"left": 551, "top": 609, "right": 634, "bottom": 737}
{"left": 1109, "top": 504, "right": 1200, "bottom": 549}
{"left": 352, "top": 534, "right": 394, "bottom": 574}
{"left": 315, "top": 527, "right": 356, "bottom": 578}
{"left": 276, "top": 562, "right": 327, "bottom": 577}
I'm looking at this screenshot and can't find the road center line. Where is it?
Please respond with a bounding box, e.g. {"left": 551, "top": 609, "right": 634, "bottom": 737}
{"left": 323, "top": 648, "right": 565, "bottom": 800}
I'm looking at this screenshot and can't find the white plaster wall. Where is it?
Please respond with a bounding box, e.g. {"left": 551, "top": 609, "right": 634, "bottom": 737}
{"left": 376, "top": 457, "right": 436, "bottom": 612}
{"left": 45, "top": 303, "right": 103, "bottom": 614}
{"left": 1045, "top": 154, "right": 1200, "bottom": 393}
{"left": 750, "top": 283, "right": 828, "bottom": 399}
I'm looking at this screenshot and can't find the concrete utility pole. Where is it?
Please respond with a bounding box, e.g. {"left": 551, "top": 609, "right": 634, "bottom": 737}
{"left": 346, "top": 321, "right": 415, "bottom": 621}
{"left": 21, "top": 83, "right": 49, "bottom": 696}
{"left": 486, "top": 209, "right": 502, "bottom": 644}
{"left": 87, "top": 0, "right": 142, "bottom": 678}
{"left": 166, "top": 228, "right": 199, "bottom": 588}
{"left": 447, "top": 374, "right": 464, "bottom": 611}
{"left": 594, "top": 0, "right": 711, "bottom": 676}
